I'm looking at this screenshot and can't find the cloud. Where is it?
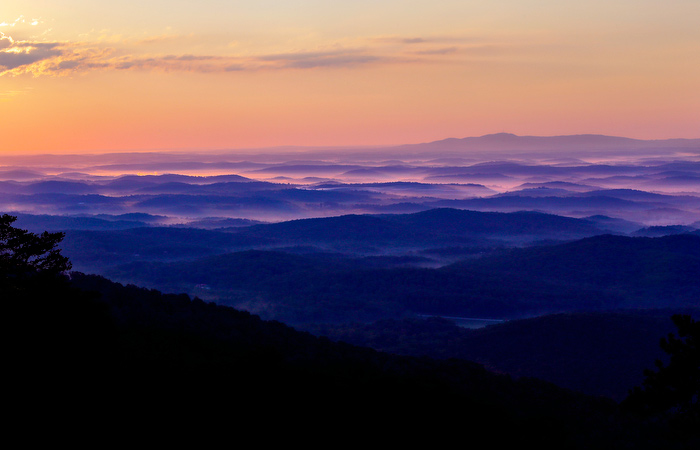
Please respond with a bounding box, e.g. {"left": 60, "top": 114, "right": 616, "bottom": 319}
{"left": 0, "top": 87, "right": 31, "bottom": 101}
{"left": 0, "top": 34, "right": 12, "bottom": 49}
{"left": 285, "top": 54, "right": 383, "bottom": 69}
{"left": 0, "top": 40, "right": 62, "bottom": 72}
{"left": 0, "top": 16, "right": 44, "bottom": 38}
{"left": 256, "top": 49, "right": 390, "bottom": 69}
{"left": 372, "top": 35, "right": 479, "bottom": 45}
{"left": 1, "top": 32, "right": 474, "bottom": 77}
{"left": 412, "top": 47, "right": 459, "bottom": 55}
{"left": 1, "top": 42, "right": 399, "bottom": 76}
{"left": 0, "top": 30, "right": 116, "bottom": 76}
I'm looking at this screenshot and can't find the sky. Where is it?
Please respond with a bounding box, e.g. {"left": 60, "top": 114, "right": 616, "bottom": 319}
{"left": 1, "top": 1, "right": 699, "bottom": 154}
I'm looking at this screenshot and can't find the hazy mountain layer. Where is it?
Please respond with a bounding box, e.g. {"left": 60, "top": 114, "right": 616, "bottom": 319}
{"left": 1, "top": 134, "right": 698, "bottom": 225}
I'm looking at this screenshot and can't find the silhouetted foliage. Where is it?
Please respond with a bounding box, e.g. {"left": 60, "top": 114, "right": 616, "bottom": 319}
{"left": 1, "top": 214, "right": 71, "bottom": 279}
{"left": 624, "top": 314, "right": 699, "bottom": 431}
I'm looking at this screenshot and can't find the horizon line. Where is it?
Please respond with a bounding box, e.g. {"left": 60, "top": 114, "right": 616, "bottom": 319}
{"left": 2, "top": 132, "right": 700, "bottom": 157}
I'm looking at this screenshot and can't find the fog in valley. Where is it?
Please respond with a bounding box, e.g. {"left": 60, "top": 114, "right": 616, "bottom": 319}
{"left": 3, "top": 134, "right": 700, "bottom": 226}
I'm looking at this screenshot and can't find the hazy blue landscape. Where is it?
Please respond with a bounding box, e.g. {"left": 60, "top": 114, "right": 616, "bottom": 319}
{"left": 3, "top": 134, "right": 699, "bottom": 446}
{"left": 4, "top": 0, "right": 700, "bottom": 444}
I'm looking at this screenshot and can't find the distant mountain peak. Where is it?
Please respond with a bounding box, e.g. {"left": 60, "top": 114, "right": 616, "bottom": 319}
{"left": 406, "top": 133, "right": 700, "bottom": 154}
{"left": 480, "top": 132, "right": 519, "bottom": 139}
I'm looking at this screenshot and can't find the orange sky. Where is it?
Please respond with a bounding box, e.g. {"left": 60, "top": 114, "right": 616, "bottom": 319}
{"left": 2, "top": 1, "right": 699, "bottom": 154}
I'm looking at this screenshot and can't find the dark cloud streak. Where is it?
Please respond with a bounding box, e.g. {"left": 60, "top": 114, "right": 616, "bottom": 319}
{"left": 412, "top": 47, "right": 459, "bottom": 55}
{"left": 0, "top": 40, "right": 62, "bottom": 71}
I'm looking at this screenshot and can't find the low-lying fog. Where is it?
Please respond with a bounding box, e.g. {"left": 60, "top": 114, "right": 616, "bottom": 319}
{"left": 2, "top": 134, "right": 699, "bottom": 227}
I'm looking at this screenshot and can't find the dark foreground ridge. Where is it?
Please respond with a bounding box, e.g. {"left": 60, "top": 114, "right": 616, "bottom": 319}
{"left": 4, "top": 269, "right": 697, "bottom": 447}
{"left": 3, "top": 214, "right": 698, "bottom": 446}
{"left": 312, "top": 311, "right": 700, "bottom": 401}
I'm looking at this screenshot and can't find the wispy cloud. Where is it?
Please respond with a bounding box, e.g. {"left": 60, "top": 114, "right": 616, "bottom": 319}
{"left": 256, "top": 49, "right": 390, "bottom": 69}
{"left": 0, "top": 15, "right": 43, "bottom": 28}
{"left": 371, "top": 35, "right": 480, "bottom": 45}
{"left": 412, "top": 47, "right": 459, "bottom": 56}
{"left": 0, "top": 35, "right": 63, "bottom": 72}
{"left": 0, "top": 87, "right": 32, "bottom": 101}
{"left": 401, "top": 37, "right": 427, "bottom": 44}
{"left": 0, "top": 35, "right": 114, "bottom": 76}
{"left": 0, "top": 32, "right": 491, "bottom": 77}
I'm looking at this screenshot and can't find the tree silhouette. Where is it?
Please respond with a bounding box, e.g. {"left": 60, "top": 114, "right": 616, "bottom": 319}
{"left": 623, "top": 314, "right": 699, "bottom": 428}
{"left": 1, "top": 214, "right": 71, "bottom": 278}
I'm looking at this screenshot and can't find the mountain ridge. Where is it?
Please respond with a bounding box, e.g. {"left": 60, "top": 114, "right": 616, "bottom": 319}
{"left": 407, "top": 133, "right": 700, "bottom": 152}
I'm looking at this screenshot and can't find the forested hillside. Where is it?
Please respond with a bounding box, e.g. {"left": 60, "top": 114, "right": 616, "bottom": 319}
{"left": 3, "top": 214, "right": 698, "bottom": 446}
{"left": 101, "top": 234, "right": 700, "bottom": 325}
{"left": 312, "top": 310, "right": 700, "bottom": 400}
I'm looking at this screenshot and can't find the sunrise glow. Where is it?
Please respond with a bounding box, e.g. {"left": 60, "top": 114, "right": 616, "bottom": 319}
{"left": 1, "top": 1, "right": 699, "bottom": 154}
